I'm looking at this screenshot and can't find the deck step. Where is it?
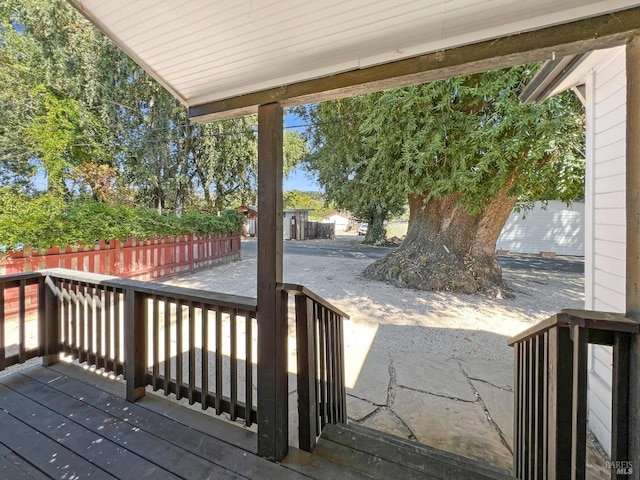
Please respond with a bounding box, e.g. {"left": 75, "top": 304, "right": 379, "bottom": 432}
{"left": 317, "top": 423, "right": 515, "bottom": 480}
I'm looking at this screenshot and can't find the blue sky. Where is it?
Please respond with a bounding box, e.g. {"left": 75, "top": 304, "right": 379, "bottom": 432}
{"left": 283, "top": 112, "right": 321, "bottom": 192}
{"left": 284, "top": 165, "right": 320, "bottom": 192}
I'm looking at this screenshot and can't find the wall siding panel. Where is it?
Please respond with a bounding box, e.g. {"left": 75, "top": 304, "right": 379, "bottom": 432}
{"left": 585, "top": 47, "right": 626, "bottom": 457}
{"left": 594, "top": 141, "right": 626, "bottom": 166}
{"left": 495, "top": 200, "right": 584, "bottom": 255}
{"left": 593, "top": 173, "right": 625, "bottom": 193}
{"left": 594, "top": 253, "right": 626, "bottom": 274}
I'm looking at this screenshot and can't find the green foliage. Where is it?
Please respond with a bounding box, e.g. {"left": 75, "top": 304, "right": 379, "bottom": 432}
{"left": 296, "top": 65, "right": 584, "bottom": 220}
{"left": 0, "top": 0, "right": 121, "bottom": 195}
{"left": 361, "top": 67, "right": 584, "bottom": 213}
{"left": 0, "top": 189, "right": 66, "bottom": 249}
{"left": 295, "top": 98, "right": 406, "bottom": 227}
{"left": 0, "top": 190, "right": 244, "bottom": 253}
{"left": 283, "top": 190, "right": 332, "bottom": 220}
{"left": 1, "top": 0, "right": 306, "bottom": 214}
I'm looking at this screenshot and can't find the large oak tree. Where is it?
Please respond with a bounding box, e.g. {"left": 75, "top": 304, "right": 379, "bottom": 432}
{"left": 301, "top": 66, "right": 585, "bottom": 294}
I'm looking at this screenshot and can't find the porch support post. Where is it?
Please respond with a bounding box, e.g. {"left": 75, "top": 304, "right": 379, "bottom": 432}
{"left": 626, "top": 34, "right": 640, "bottom": 480}
{"left": 125, "top": 287, "right": 147, "bottom": 402}
{"left": 256, "top": 102, "right": 288, "bottom": 461}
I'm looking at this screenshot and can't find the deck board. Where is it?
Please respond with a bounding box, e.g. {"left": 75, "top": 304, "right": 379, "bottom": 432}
{"left": 0, "top": 407, "right": 114, "bottom": 479}
{"left": 0, "top": 455, "right": 45, "bottom": 480}
{"left": 1, "top": 364, "right": 347, "bottom": 480}
{"left": 24, "top": 367, "right": 307, "bottom": 480}
{"left": 4, "top": 370, "right": 248, "bottom": 480}
{"left": 0, "top": 380, "right": 183, "bottom": 480}
{"left": 1, "top": 452, "right": 51, "bottom": 480}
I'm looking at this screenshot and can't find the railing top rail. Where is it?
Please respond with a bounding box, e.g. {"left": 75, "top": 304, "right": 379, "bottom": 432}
{"left": 0, "top": 271, "right": 44, "bottom": 284}
{"left": 1, "top": 268, "right": 257, "bottom": 312}
{"left": 278, "top": 282, "right": 350, "bottom": 319}
{"left": 42, "top": 268, "right": 120, "bottom": 284}
{"left": 507, "top": 308, "right": 640, "bottom": 346}
{"left": 105, "top": 277, "right": 257, "bottom": 312}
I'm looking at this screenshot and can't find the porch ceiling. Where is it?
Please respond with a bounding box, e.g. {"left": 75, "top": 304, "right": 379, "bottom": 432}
{"left": 69, "top": 1, "right": 640, "bottom": 121}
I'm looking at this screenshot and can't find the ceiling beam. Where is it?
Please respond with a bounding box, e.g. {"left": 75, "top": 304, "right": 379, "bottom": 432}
{"left": 189, "top": 6, "right": 640, "bottom": 123}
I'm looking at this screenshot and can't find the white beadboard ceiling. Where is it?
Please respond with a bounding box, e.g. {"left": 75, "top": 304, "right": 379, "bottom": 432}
{"left": 69, "top": 0, "right": 640, "bottom": 109}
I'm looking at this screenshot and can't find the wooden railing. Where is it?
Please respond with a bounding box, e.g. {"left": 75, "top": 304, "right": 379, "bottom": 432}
{"left": 0, "top": 270, "right": 349, "bottom": 449}
{"left": 508, "top": 309, "right": 639, "bottom": 480}
{"left": 1, "top": 268, "right": 258, "bottom": 426}
{"left": 281, "top": 283, "right": 349, "bottom": 452}
{"left": 0, "top": 272, "right": 47, "bottom": 370}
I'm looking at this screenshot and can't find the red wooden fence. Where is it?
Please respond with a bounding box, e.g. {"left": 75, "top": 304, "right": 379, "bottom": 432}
{"left": 0, "top": 232, "right": 241, "bottom": 318}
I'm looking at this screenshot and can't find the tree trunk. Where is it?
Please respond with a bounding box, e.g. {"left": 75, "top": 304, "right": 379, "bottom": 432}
{"left": 174, "top": 120, "right": 193, "bottom": 217}
{"left": 364, "top": 182, "right": 517, "bottom": 295}
{"left": 362, "top": 213, "right": 387, "bottom": 245}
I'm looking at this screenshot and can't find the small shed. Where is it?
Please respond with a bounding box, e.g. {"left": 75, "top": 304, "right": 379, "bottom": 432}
{"left": 284, "top": 209, "right": 311, "bottom": 240}
{"left": 237, "top": 205, "right": 258, "bottom": 237}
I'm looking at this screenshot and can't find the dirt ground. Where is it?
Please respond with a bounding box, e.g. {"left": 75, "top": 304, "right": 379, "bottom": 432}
{"left": 166, "top": 234, "right": 584, "bottom": 366}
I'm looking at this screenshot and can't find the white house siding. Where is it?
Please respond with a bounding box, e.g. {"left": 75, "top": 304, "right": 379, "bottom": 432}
{"left": 323, "top": 214, "right": 350, "bottom": 232}
{"left": 496, "top": 201, "right": 584, "bottom": 255}
{"left": 584, "top": 47, "right": 627, "bottom": 456}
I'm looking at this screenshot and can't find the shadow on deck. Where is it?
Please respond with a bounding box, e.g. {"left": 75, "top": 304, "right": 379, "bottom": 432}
{"left": 0, "top": 363, "right": 514, "bottom": 480}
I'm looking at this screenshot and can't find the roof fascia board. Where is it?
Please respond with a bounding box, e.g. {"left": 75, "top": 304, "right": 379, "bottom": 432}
{"left": 519, "top": 54, "right": 589, "bottom": 104}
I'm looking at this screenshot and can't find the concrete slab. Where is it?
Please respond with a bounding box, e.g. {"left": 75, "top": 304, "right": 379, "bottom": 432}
{"left": 458, "top": 357, "right": 513, "bottom": 391}
{"left": 472, "top": 379, "right": 514, "bottom": 449}
{"left": 346, "top": 395, "right": 379, "bottom": 422}
{"left": 393, "top": 387, "right": 513, "bottom": 470}
{"left": 394, "top": 352, "right": 476, "bottom": 402}
{"left": 360, "top": 408, "right": 412, "bottom": 440}
{"left": 289, "top": 391, "right": 299, "bottom": 449}
{"left": 346, "top": 349, "right": 390, "bottom": 407}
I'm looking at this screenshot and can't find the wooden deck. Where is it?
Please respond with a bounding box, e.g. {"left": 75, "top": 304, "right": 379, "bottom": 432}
{"left": 0, "top": 363, "right": 364, "bottom": 480}
{"left": 0, "top": 363, "right": 516, "bottom": 480}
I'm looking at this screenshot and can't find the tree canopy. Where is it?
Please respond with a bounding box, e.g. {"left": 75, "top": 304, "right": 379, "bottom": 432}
{"left": 283, "top": 190, "right": 334, "bottom": 220}
{"left": 0, "top": 0, "right": 307, "bottom": 214}
{"left": 296, "top": 98, "right": 406, "bottom": 244}
{"left": 298, "top": 65, "right": 585, "bottom": 293}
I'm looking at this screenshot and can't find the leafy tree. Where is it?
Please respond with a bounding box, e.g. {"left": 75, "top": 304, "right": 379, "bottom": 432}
{"left": 300, "top": 66, "right": 584, "bottom": 294}
{"left": 0, "top": 0, "right": 308, "bottom": 216}
{"left": 1, "top": 0, "right": 123, "bottom": 192}
{"left": 296, "top": 98, "right": 406, "bottom": 245}
{"left": 283, "top": 190, "right": 333, "bottom": 220}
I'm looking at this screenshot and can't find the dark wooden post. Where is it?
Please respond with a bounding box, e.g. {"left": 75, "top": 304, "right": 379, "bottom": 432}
{"left": 626, "top": 35, "right": 640, "bottom": 480}
{"left": 612, "top": 332, "right": 631, "bottom": 478}
{"left": 256, "top": 102, "right": 288, "bottom": 461}
{"left": 125, "top": 287, "right": 147, "bottom": 402}
{"left": 296, "top": 295, "right": 318, "bottom": 452}
{"left": 42, "top": 275, "right": 60, "bottom": 366}
{"left": 570, "top": 325, "right": 587, "bottom": 480}
{"left": 547, "top": 326, "right": 574, "bottom": 480}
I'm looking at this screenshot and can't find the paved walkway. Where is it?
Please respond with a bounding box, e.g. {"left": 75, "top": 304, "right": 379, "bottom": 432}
{"left": 344, "top": 348, "right": 513, "bottom": 470}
